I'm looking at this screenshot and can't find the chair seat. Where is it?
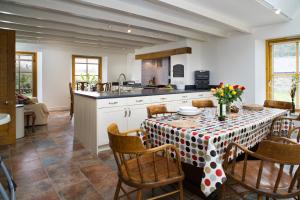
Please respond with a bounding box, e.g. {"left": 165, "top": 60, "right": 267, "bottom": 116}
{"left": 121, "top": 153, "right": 184, "bottom": 187}
{"left": 230, "top": 160, "right": 297, "bottom": 194}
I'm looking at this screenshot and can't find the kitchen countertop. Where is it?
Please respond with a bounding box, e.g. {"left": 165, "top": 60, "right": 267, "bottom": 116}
{"left": 74, "top": 88, "right": 211, "bottom": 99}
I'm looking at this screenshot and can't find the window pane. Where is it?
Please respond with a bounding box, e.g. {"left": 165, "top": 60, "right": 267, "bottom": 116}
{"left": 75, "top": 75, "right": 85, "bottom": 82}
{"left": 16, "top": 73, "right": 19, "bottom": 90}
{"left": 75, "top": 64, "right": 87, "bottom": 75}
{"left": 87, "top": 64, "right": 98, "bottom": 75}
{"left": 273, "top": 43, "right": 296, "bottom": 74}
{"left": 19, "top": 55, "right": 33, "bottom": 60}
{"left": 19, "top": 73, "right": 32, "bottom": 96}
{"left": 272, "top": 76, "right": 293, "bottom": 101}
{"left": 20, "top": 61, "right": 32, "bottom": 73}
{"left": 75, "top": 58, "right": 87, "bottom": 63}
{"left": 87, "top": 58, "right": 99, "bottom": 64}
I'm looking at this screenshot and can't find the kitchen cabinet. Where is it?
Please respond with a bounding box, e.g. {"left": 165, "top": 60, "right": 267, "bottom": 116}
{"left": 98, "top": 106, "right": 127, "bottom": 146}
{"left": 74, "top": 91, "right": 214, "bottom": 154}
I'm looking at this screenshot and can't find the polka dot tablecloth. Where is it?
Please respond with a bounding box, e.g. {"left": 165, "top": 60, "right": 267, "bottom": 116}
{"left": 141, "top": 108, "right": 287, "bottom": 196}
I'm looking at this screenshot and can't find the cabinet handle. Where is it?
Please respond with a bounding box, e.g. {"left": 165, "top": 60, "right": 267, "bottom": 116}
{"left": 109, "top": 101, "right": 118, "bottom": 105}
{"left": 198, "top": 94, "right": 204, "bottom": 97}
{"left": 124, "top": 109, "right": 127, "bottom": 117}
{"left": 128, "top": 109, "right": 131, "bottom": 117}
{"left": 160, "top": 97, "right": 167, "bottom": 100}
{"left": 136, "top": 100, "right": 143, "bottom": 103}
{"left": 182, "top": 100, "right": 187, "bottom": 103}
{"left": 182, "top": 95, "right": 188, "bottom": 98}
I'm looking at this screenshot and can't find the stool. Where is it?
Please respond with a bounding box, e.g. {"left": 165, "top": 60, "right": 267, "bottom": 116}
{"left": 24, "top": 111, "right": 36, "bottom": 132}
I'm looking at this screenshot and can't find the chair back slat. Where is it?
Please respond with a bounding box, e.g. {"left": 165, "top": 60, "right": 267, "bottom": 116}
{"left": 136, "top": 155, "right": 144, "bottom": 183}
{"left": 153, "top": 153, "right": 159, "bottom": 182}
{"left": 166, "top": 148, "right": 170, "bottom": 178}
{"left": 256, "top": 160, "right": 264, "bottom": 189}
{"left": 242, "top": 153, "right": 248, "bottom": 181}
{"left": 231, "top": 145, "right": 238, "bottom": 174}
{"left": 289, "top": 166, "right": 300, "bottom": 192}
{"left": 273, "top": 164, "right": 284, "bottom": 192}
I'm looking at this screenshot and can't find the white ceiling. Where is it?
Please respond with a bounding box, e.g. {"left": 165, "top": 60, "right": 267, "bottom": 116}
{"left": 0, "top": 0, "right": 299, "bottom": 51}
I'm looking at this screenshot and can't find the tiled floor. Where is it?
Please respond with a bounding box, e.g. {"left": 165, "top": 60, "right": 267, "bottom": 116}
{"left": 0, "top": 112, "right": 246, "bottom": 200}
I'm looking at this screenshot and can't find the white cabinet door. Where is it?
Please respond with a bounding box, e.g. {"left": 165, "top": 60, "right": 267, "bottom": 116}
{"left": 98, "top": 107, "right": 127, "bottom": 146}
{"left": 127, "top": 104, "right": 149, "bottom": 130}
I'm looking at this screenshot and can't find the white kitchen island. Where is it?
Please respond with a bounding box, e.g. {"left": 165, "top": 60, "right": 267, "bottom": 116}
{"left": 74, "top": 89, "right": 214, "bottom": 154}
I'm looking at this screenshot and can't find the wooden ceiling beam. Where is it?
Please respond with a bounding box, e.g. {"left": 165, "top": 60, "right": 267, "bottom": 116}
{"left": 135, "top": 47, "right": 192, "bottom": 60}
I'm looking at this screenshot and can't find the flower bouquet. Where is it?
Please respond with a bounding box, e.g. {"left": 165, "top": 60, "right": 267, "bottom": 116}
{"left": 211, "top": 83, "right": 245, "bottom": 120}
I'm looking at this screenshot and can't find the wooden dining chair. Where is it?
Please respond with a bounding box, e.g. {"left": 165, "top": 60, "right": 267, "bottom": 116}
{"left": 223, "top": 138, "right": 300, "bottom": 200}
{"left": 269, "top": 116, "right": 300, "bottom": 139}
{"left": 107, "top": 123, "right": 184, "bottom": 200}
{"left": 263, "top": 100, "right": 293, "bottom": 110}
{"left": 69, "top": 82, "right": 74, "bottom": 120}
{"left": 146, "top": 104, "right": 176, "bottom": 118}
{"left": 192, "top": 99, "right": 214, "bottom": 108}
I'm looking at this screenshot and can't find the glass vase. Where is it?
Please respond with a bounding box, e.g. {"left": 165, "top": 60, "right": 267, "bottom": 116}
{"left": 217, "top": 103, "right": 226, "bottom": 121}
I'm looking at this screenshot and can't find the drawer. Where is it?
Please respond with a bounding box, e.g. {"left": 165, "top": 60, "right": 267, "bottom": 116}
{"left": 190, "top": 92, "right": 213, "bottom": 99}
{"left": 97, "top": 98, "right": 127, "bottom": 108}
{"left": 151, "top": 95, "right": 174, "bottom": 103}
{"left": 127, "top": 96, "right": 152, "bottom": 105}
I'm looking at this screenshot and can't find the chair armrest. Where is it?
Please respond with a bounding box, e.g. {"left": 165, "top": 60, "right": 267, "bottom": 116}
{"left": 269, "top": 136, "right": 298, "bottom": 144}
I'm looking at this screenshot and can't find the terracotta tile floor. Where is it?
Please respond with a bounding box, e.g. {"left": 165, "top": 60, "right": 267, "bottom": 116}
{"left": 0, "top": 111, "right": 250, "bottom": 200}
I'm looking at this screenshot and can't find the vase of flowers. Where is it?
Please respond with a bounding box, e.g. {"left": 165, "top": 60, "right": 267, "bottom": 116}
{"left": 211, "top": 82, "right": 245, "bottom": 121}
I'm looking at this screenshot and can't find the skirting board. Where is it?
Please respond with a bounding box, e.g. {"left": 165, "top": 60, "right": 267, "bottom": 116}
{"left": 48, "top": 106, "right": 70, "bottom": 111}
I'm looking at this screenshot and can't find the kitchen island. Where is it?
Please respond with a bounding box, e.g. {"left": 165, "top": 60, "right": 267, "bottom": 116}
{"left": 74, "top": 88, "right": 214, "bottom": 154}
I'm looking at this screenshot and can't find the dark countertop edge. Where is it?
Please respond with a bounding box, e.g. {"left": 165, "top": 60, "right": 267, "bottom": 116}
{"left": 74, "top": 89, "right": 211, "bottom": 99}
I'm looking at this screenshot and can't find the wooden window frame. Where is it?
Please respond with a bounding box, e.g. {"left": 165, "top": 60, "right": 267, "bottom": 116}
{"left": 266, "top": 37, "right": 300, "bottom": 107}
{"left": 16, "top": 51, "right": 37, "bottom": 97}
{"left": 72, "top": 55, "right": 102, "bottom": 88}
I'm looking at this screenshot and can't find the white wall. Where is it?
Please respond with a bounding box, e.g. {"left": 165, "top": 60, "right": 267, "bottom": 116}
{"left": 129, "top": 39, "right": 215, "bottom": 85}
{"left": 17, "top": 42, "right": 129, "bottom": 111}
{"left": 211, "top": 35, "right": 256, "bottom": 103}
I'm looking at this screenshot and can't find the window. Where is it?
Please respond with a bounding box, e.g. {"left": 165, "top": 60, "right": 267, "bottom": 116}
{"left": 16, "top": 52, "right": 37, "bottom": 97}
{"left": 72, "top": 55, "right": 102, "bottom": 88}
{"left": 266, "top": 38, "right": 300, "bottom": 108}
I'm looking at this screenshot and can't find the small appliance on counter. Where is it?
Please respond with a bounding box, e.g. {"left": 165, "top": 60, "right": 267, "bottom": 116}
{"left": 195, "top": 70, "right": 209, "bottom": 89}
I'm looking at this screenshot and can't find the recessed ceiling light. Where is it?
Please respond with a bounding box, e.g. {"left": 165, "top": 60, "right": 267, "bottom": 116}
{"left": 275, "top": 9, "right": 281, "bottom": 15}
{"left": 107, "top": 25, "right": 112, "bottom": 29}
{"left": 127, "top": 25, "right": 132, "bottom": 33}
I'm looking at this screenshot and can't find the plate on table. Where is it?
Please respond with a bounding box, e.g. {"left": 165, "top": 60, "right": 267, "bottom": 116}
{"left": 177, "top": 110, "right": 201, "bottom": 116}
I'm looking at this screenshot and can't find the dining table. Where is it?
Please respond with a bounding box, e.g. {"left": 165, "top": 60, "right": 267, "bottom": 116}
{"left": 141, "top": 107, "right": 288, "bottom": 197}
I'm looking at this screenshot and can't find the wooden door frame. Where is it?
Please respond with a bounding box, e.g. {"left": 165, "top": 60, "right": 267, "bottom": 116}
{"left": 16, "top": 51, "right": 38, "bottom": 97}
{"left": 72, "top": 55, "right": 102, "bottom": 89}
{"left": 0, "top": 29, "right": 16, "bottom": 145}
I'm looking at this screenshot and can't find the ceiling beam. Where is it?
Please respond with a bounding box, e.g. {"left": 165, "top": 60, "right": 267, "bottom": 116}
{"left": 0, "top": 2, "right": 181, "bottom": 42}
{"left": 0, "top": 21, "right": 152, "bottom": 47}
{"left": 15, "top": 32, "right": 138, "bottom": 49}
{"left": 0, "top": 13, "right": 166, "bottom": 45}
{"left": 77, "top": 0, "right": 229, "bottom": 37}
{"left": 156, "top": 0, "right": 252, "bottom": 33}
{"left": 3, "top": 0, "right": 209, "bottom": 41}
{"left": 16, "top": 38, "right": 134, "bottom": 53}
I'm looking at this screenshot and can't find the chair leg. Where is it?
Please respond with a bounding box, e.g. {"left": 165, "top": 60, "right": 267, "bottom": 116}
{"left": 257, "top": 194, "right": 263, "bottom": 200}
{"left": 178, "top": 181, "right": 184, "bottom": 200}
{"left": 136, "top": 189, "right": 143, "bottom": 200}
{"left": 114, "top": 179, "right": 122, "bottom": 200}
